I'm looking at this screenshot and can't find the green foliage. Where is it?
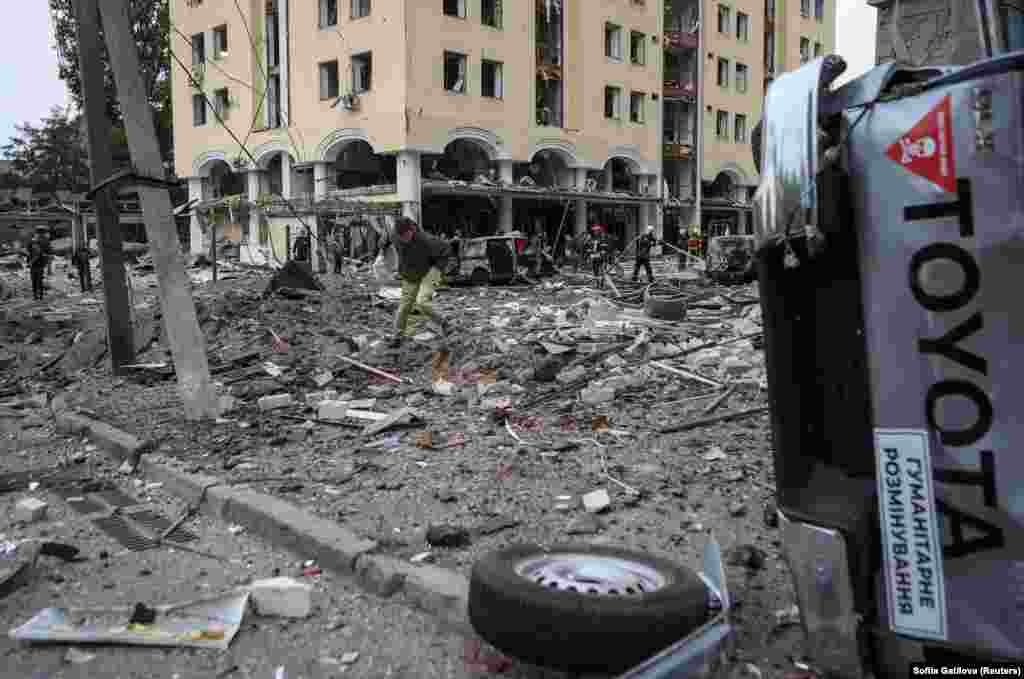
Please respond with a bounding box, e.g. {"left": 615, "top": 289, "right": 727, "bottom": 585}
{"left": 1, "top": 107, "right": 90, "bottom": 193}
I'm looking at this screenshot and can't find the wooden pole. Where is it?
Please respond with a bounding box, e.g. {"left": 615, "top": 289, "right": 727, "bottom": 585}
{"left": 74, "top": 0, "right": 134, "bottom": 373}
{"left": 98, "top": 0, "right": 219, "bottom": 419}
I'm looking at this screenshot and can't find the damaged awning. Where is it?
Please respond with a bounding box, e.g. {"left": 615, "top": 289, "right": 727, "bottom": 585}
{"left": 422, "top": 180, "right": 661, "bottom": 205}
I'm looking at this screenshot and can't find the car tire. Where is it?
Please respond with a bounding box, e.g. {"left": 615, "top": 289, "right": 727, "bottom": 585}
{"left": 468, "top": 543, "right": 709, "bottom": 674}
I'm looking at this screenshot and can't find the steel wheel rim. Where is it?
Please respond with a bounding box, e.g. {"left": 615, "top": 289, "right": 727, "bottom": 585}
{"left": 514, "top": 553, "right": 669, "bottom": 596}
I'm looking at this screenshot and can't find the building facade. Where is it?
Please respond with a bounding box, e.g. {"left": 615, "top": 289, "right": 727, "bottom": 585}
{"left": 660, "top": 0, "right": 834, "bottom": 244}
{"left": 171, "top": 0, "right": 668, "bottom": 261}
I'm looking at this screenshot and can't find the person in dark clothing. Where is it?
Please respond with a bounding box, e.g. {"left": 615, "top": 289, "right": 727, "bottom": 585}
{"left": 73, "top": 245, "right": 92, "bottom": 292}
{"left": 293, "top": 231, "right": 311, "bottom": 262}
{"left": 633, "top": 225, "right": 658, "bottom": 283}
{"left": 389, "top": 217, "right": 453, "bottom": 347}
{"left": 589, "top": 225, "right": 610, "bottom": 287}
{"left": 24, "top": 229, "right": 51, "bottom": 301}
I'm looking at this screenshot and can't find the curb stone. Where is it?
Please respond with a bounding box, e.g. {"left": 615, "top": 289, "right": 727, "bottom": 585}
{"left": 53, "top": 410, "right": 472, "bottom": 630}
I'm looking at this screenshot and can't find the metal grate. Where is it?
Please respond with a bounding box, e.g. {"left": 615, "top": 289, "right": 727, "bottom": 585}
{"left": 93, "top": 487, "right": 140, "bottom": 509}
{"left": 91, "top": 515, "right": 157, "bottom": 551}
{"left": 126, "top": 509, "right": 197, "bottom": 543}
{"left": 51, "top": 487, "right": 106, "bottom": 515}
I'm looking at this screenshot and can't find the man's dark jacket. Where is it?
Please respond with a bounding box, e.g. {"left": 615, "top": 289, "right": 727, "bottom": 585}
{"left": 636, "top": 233, "right": 657, "bottom": 260}
{"left": 392, "top": 226, "right": 452, "bottom": 281}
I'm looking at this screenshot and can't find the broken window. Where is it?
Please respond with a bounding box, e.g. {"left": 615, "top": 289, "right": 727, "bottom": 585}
{"left": 192, "top": 94, "right": 207, "bottom": 126}
{"left": 352, "top": 52, "right": 372, "bottom": 93}
{"left": 444, "top": 51, "right": 467, "bottom": 92}
{"left": 800, "top": 0, "right": 810, "bottom": 16}
{"left": 213, "top": 88, "right": 230, "bottom": 120}
{"left": 736, "top": 12, "right": 749, "bottom": 41}
{"left": 213, "top": 25, "right": 228, "bottom": 58}
{"left": 717, "top": 110, "right": 729, "bottom": 139}
{"left": 267, "top": 75, "right": 281, "bottom": 128}
{"left": 630, "top": 31, "right": 646, "bottom": 64}
{"left": 482, "top": 60, "right": 503, "bottom": 98}
{"left": 191, "top": 32, "right": 205, "bottom": 64}
{"left": 537, "top": 0, "right": 563, "bottom": 66}
{"left": 351, "top": 0, "right": 370, "bottom": 19}
{"left": 443, "top": 0, "right": 466, "bottom": 18}
{"left": 1003, "top": 4, "right": 1024, "bottom": 49}
{"left": 605, "top": 23, "right": 623, "bottom": 59}
{"left": 717, "top": 58, "right": 730, "bottom": 87}
{"left": 765, "top": 31, "right": 775, "bottom": 72}
{"left": 800, "top": 37, "right": 810, "bottom": 62}
{"left": 320, "top": 0, "right": 338, "bottom": 26}
{"left": 482, "top": 0, "right": 502, "bottom": 28}
{"left": 735, "top": 62, "right": 748, "bottom": 92}
{"left": 735, "top": 113, "right": 747, "bottom": 142}
{"left": 319, "top": 60, "right": 339, "bottom": 99}
{"left": 814, "top": 0, "right": 823, "bottom": 19}
{"left": 604, "top": 86, "right": 621, "bottom": 119}
{"left": 266, "top": 9, "right": 281, "bottom": 68}
{"left": 813, "top": 41, "right": 822, "bottom": 57}
{"left": 717, "top": 5, "right": 731, "bottom": 34}
{"left": 766, "top": 0, "right": 775, "bottom": 17}
{"left": 536, "top": 76, "right": 562, "bottom": 126}
{"left": 629, "top": 92, "right": 645, "bottom": 123}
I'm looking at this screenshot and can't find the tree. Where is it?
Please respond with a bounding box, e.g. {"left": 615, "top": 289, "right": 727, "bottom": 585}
{"left": 1, "top": 107, "right": 91, "bottom": 193}
{"left": 49, "top": 0, "right": 174, "bottom": 167}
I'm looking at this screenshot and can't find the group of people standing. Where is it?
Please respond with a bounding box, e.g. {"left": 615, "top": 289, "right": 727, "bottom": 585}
{"left": 16, "top": 226, "right": 93, "bottom": 302}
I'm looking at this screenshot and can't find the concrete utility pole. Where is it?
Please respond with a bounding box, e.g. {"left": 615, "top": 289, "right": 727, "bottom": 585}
{"left": 95, "top": 0, "right": 220, "bottom": 420}
{"left": 869, "top": 0, "right": 1009, "bottom": 67}
{"left": 74, "top": 0, "right": 135, "bottom": 373}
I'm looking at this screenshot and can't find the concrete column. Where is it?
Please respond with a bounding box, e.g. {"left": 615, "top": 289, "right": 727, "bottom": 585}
{"left": 314, "top": 162, "right": 328, "bottom": 199}
{"left": 574, "top": 167, "right": 589, "bottom": 236}
{"left": 397, "top": 150, "right": 422, "bottom": 222}
{"left": 498, "top": 160, "right": 515, "bottom": 233}
{"left": 280, "top": 153, "right": 293, "bottom": 198}
{"left": 188, "top": 177, "right": 204, "bottom": 255}
{"left": 246, "top": 170, "right": 261, "bottom": 244}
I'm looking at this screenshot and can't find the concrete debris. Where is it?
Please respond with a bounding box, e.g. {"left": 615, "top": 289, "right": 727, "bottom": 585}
{"left": 580, "top": 386, "right": 614, "bottom": 405}
{"left": 312, "top": 370, "right": 334, "bottom": 388}
{"left": 248, "top": 576, "right": 313, "bottom": 618}
{"left": 15, "top": 498, "right": 48, "bottom": 523}
{"left": 258, "top": 394, "right": 293, "bottom": 411}
{"left": 566, "top": 515, "right": 604, "bottom": 535}
{"left": 425, "top": 525, "right": 471, "bottom": 548}
{"left": 774, "top": 604, "right": 801, "bottom": 627}
{"left": 582, "top": 489, "right": 611, "bottom": 514}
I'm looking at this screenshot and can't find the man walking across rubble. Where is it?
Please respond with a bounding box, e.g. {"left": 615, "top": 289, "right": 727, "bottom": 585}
{"left": 389, "top": 217, "right": 453, "bottom": 347}
{"left": 633, "top": 225, "right": 658, "bottom": 283}
{"left": 23, "top": 226, "right": 52, "bottom": 301}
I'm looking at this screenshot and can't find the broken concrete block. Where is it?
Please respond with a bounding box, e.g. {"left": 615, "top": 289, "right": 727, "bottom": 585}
{"left": 218, "top": 395, "right": 238, "bottom": 414}
{"left": 556, "top": 366, "right": 587, "bottom": 384}
{"left": 258, "top": 394, "right": 294, "bottom": 411}
{"left": 305, "top": 390, "right": 339, "bottom": 406}
{"left": 432, "top": 381, "right": 454, "bottom": 397}
{"left": 15, "top": 498, "right": 48, "bottom": 523}
{"left": 580, "top": 386, "right": 615, "bottom": 405}
{"left": 248, "top": 577, "right": 313, "bottom": 618}
{"left": 312, "top": 370, "right": 334, "bottom": 388}
{"left": 721, "top": 356, "right": 752, "bottom": 376}
{"left": 582, "top": 489, "right": 611, "bottom": 513}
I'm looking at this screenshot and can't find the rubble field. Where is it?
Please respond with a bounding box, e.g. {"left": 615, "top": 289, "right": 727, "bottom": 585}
{"left": 1, "top": 255, "right": 814, "bottom": 678}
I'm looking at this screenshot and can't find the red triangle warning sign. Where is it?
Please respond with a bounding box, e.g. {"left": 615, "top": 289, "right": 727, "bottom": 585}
{"left": 886, "top": 95, "right": 956, "bottom": 193}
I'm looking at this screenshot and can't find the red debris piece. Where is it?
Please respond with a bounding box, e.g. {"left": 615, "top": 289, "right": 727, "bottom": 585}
{"left": 302, "top": 567, "right": 322, "bottom": 577}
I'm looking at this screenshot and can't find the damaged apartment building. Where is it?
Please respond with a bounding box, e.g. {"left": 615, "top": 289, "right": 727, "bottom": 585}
{"left": 174, "top": 0, "right": 666, "bottom": 266}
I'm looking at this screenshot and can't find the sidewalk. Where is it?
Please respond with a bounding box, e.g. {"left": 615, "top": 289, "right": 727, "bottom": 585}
{"left": 0, "top": 434, "right": 562, "bottom": 679}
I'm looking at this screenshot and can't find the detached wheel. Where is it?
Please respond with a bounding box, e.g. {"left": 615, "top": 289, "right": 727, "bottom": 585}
{"left": 468, "top": 543, "right": 709, "bottom": 674}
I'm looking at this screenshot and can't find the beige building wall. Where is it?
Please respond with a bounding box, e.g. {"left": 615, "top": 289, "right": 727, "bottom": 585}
{"left": 700, "top": 0, "right": 764, "bottom": 187}
{"left": 173, "top": 0, "right": 663, "bottom": 180}
{"left": 772, "top": 0, "right": 836, "bottom": 75}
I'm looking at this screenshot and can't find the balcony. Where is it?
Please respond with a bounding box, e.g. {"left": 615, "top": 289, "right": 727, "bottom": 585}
{"left": 664, "top": 30, "right": 699, "bottom": 50}
{"left": 663, "top": 79, "right": 697, "bottom": 102}
{"left": 663, "top": 142, "right": 694, "bottom": 160}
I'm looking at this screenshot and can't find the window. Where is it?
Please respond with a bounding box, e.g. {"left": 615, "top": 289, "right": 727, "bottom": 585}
{"left": 267, "top": 75, "right": 281, "bottom": 127}
{"left": 444, "top": 51, "right": 467, "bottom": 92}
{"left": 213, "top": 25, "right": 228, "bottom": 58}
{"left": 800, "top": 37, "right": 810, "bottom": 62}
{"left": 192, "top": 94, "right": 207, "bottom": 126}
{"left": 1003, "top": 4, "right": 1024, "bottom": 50}
{"left": 717, "top": 110, "right": 729, "bottom": 139}
{"left": 191, "top": 32, "right": 205, "bottom": 64}
{"left": 352, "top": 52, "right": 372, "bottom": 93}
{"left": 735, "top": 113, "right": 747, "bottom": 142}
{"left": 482, "top": 0, "right": 502, "bottom": 28}
{"left": 319, "top": 0, "right": 337, "bottom": 27}
{"left": 630, "top": 31, "right": 646, "bottom": 65}
{"left": 629, "top": 92, "right": 645, "bottom": 123}
{"left": 605, "top": 23, "right": 623, "bottom": 59}
{"left": 765, "top": 31, "right": 775, "bottom": 72}
{"left": 736, "top": 12, "right": 750, "bottom": 41}
{"left": 213, "top": 88, "right": 230, "bottom": 119}
{"left": 814, "top": 42, "right": 822, "bottom": 57}
{"left": 814, "top": 0, "right": 824, "bottom": 20}
{"left": 351, "top": 0, "right": 370, "bottom": 19}
{"left": 800, "top": 0, "right": 810, "bottom": 16}
{"left": 718, "top": 5, "right": 731, "bottom": 34}
{"left": 604, "top": 86, "right": 621, "bottom": 119}
{"left": 766, "top": 0, "right": 775, "bottom": 17}
{"left": 481, "top": 59, "right": 503, "bottom": 98}
{"left": 443, "top": 0, "right": 466, "bottom": 18}
{"left": 735, "top": 62, "right": 748, "bottom": 92}
{"left": 717, "top": 57, "right": 730, "bottom": 87}
{"left": 319, "top": 60, "right": 339, "bottom": 99}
